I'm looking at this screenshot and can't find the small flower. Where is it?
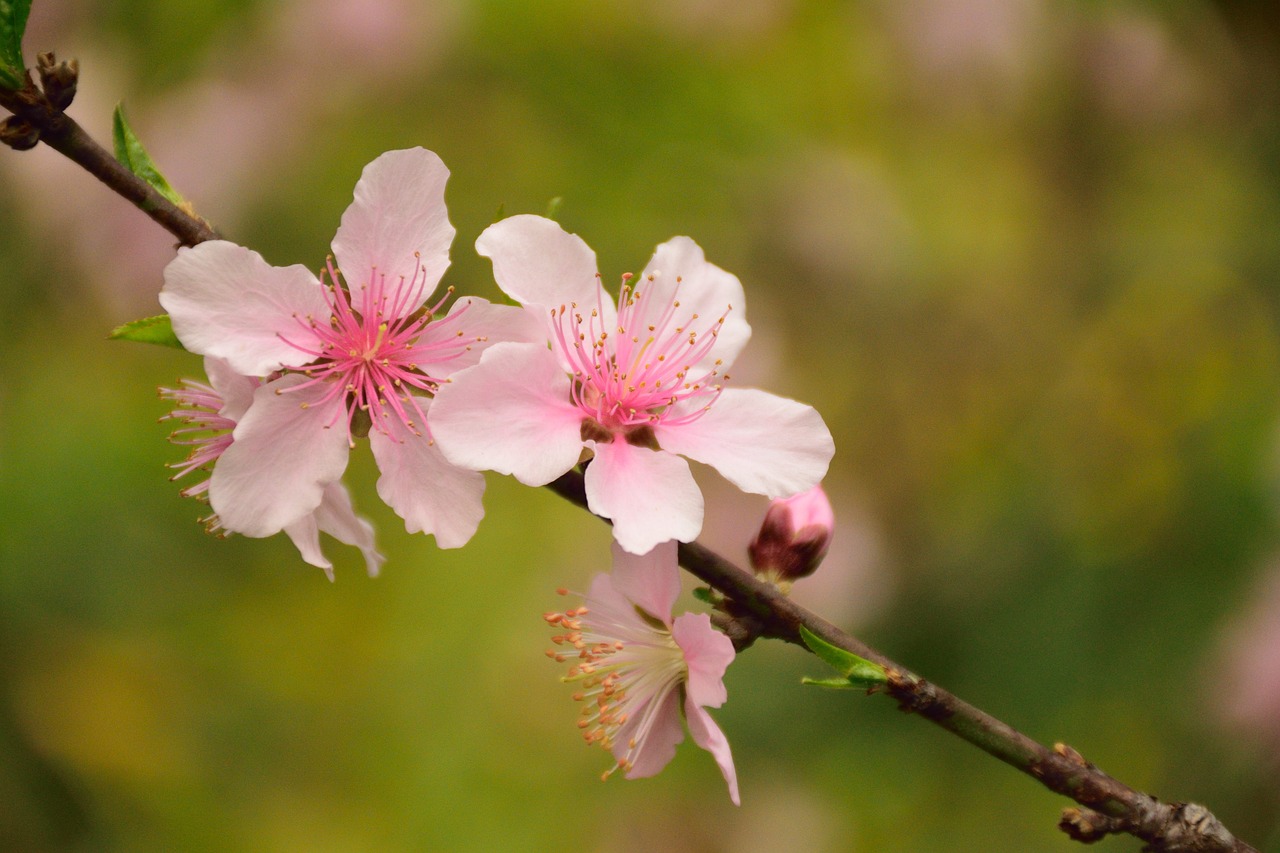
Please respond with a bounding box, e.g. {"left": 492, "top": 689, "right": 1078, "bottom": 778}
{"left": 748, "top": 484, "right": 834, "bottom": 586}
{"left": 160, "top": 357, "right": 384, "bottom": 580}
{"left": 160, "top": 148, "right": 537, "bottom": 547}
{"left": 544, "top": 540, "right": 739, "bottom": 804}
{"left": 430, "top": 214, "right": 835, "bottom": 554}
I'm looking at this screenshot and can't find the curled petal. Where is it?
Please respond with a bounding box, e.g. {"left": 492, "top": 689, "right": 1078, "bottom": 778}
{"left": 655, "top": 388, "right": 834, "bottom": 499}
{"left": 429, "top": 342, "right": 584, "bottom": 486}
{"left": 331, "top": 147, "right": 455, "bottom": 310}
{"left": 584, "top": 441, "right": 703, "bottom": 555}
{"left": 282, "top": 482, "right": 386, "bottom": 581}
{"left": 369, "top": 411, "right": 486, "bottom": 549}
{"left": 161, "top": 241, "right": 328, "bottom": 376}
{"left": 203, "top": 356, "right": 258, "bottom": 422}
{"left": 610, "top": 540, "right": 680, "bottom": 624}
{"left": 210, "top": 375, "right": 350, "bottom": 537}
{"left": 684, "top": 694, "right": 740, "bottom": 806}
{"left": 672, "top": 612, "right": 733, "bottom": 709}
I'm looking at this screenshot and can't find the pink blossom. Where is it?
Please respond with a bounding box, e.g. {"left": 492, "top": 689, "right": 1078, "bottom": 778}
{"left": 545, "top": 541, "right": 739, "bottom": 804}
{"left": 430, "top": 214, "right": 835, "bottom": 554}
{"left": 159, "top": 148, "right": 536, "bottom": 548}
{"left": 160, "top": 357, "right": 384, "bottom": 580}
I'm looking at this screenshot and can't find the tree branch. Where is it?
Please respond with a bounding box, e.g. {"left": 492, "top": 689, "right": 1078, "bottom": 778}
{"left": 544, "top": 471, "right": 1257, "bottom": 853}
{"left": 1, "top": 62, "right": 1256, "bottom": 850}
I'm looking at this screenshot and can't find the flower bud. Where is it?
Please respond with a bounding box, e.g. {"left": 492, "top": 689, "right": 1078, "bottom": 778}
{"left": 0, "top": 116, "right": 40, "bottom": 151}
{"left": 36, "top": 52, "right": 78, "bottom": 111}
{"left": 748, "top": 485, "right": 834, "bottom": 586}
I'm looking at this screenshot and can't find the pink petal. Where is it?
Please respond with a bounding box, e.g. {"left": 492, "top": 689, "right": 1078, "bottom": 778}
{"left": 331, "top": 147, "right": 455, "bottom": 311}
{"left": 616, "top": 690, "right": 685, "bottom": 780}
{"left": 672, "top": 612, "right": 734, "bottom": 708}
{"left": 655, "top": 388, "right": 834, "bottom": 499}
{"left": 209, "top": 375, "right": 351, "bottom": 537}
{"left": 161, "top": 240, "right": 329, "bottom": 376}
{"left": 639, "top": 237, "right": 751, "bottom": 371}
{"left": 369, "top": 410, "right": 486, "bottom": 549}
{"left": 281, "top": 514, "right": 334, "bottom": 581}
{"left": 416, "top": 296, "right": 544, "bottom": 378}
{"left": 584, "top": 441, "right": 703, "bottom": 555}
{"left": 475, "top": 215, "right": 604, "bottom": 311}
{"left": 203, "top": 356, "right": 257, "bottom": 421}
{"left": 610, "top": 540, "right": 680, "bottom": 624}
{"left": 429, "top": 342, "right": 585, "bottom": 486}
{"left": 312, "top": 481, "right": 385, "bottom": 577}
{"left": 684, "top": 696, "right": 740, "bottom": 806}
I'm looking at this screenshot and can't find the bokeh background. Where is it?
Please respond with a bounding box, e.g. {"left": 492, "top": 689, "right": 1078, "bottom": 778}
{"left": 3, "top": 0, "right": 1280, "bottom": 850}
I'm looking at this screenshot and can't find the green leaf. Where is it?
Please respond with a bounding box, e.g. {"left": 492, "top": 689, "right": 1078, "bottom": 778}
{"left": 800, "top": 676, "right": 859, "bottom": 690}
{"left": 544, "top": 196, "right": 563, "bottom": 221}
{"left": 799, "top": 625, "right": 888, "bottom": 689}
{"left": 112, "top": 104, "right": 187, "bottom": 208}
{"left": 109, "top": 314, "right": 186, "bottom": 350}
{"left": 691, "top": 587, "right": 715, "bottom": 604}
{"left": 0, "top": 0, "right": 31, "bottom": 89}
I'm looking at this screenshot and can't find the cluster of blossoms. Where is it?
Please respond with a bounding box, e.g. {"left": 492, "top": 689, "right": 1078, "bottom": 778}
{"left": 157, "top": 147, "right": 835, "bottom": 801}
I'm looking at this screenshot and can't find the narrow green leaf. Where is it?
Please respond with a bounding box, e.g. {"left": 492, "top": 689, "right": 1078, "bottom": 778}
{"left": 801, "top": 676, "right": 859, "bottom": 690}
{"left": 691, "top": 587, "right": 715, "bottom": 604}
{"left": 799, "top": 625, "right": 888, "bottom": 689}
{"left": 0, "top": 0, "right": 31, "bottom": 89}
{"left": 112, "top": 104, "right": 187, "bottom": 208}
{"left": 544, "top": 196, "right": 563, "bottom": 221}
{"left": 109, "top": 314, "right": 186, "bottom": 350}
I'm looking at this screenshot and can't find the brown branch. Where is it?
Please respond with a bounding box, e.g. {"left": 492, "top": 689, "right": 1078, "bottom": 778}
{"left": 0, "top": 74, "right": 218, "bottom": 247}
{"left": 1, "top": 54, "right": 1255, "bottom": 850}
{"left": 544, "top": 471, "right": 1256, "bottom": 853}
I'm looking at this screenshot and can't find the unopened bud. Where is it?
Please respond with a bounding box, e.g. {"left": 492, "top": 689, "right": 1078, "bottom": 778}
{"left": 748, "top": 485, "right": 834, "bottom": 585}
{"left": 36, "top": 51, "right": 78, "bottom": 111}
{"left": 0, "top": 116, "right": 40, "bottom": 151}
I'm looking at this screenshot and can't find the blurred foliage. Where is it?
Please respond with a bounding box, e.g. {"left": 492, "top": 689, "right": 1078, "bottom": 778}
{"left": 3, "top": 0, "right": 1280, "bottom": 850}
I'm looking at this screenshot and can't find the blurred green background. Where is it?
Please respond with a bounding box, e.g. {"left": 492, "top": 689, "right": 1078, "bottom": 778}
{"left": 3, "top": 0, "right": 1280, "bottom": 850}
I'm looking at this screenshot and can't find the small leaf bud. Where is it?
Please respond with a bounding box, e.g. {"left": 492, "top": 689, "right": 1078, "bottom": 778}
{"left": 0, "top": 116, "right": 40, "bottom": 151}
{"left": 36, "top": 51, "right": 78, "bottom": 111}
{"left": 748, "top": 485, "right": 834, "bottom": 586}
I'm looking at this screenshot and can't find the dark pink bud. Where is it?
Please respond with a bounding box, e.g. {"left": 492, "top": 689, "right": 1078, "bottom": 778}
{"left": 748, "top": 485, "right": 834, "bottom": 584}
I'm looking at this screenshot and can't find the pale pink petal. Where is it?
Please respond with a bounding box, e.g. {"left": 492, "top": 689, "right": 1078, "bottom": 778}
{"left": 416, "top": 296, "right": 545, "bottom": 378}
{"left": 311, "top": 481, "right": 385, "bottom": 577}
{"left": 429, "top": 342, "right": 585, "bottom": 486}
{"left": 203, "top": 356, "right": 257, "bottom": 421}
{"left": 282, "top": 514, "right": 334, "bottom": 581}
{"left": 639, "top": 237, "right": 752, "bottom": 370}
{"left": 209, "top": 375, "right": 351, "bottom": 537}
{"left": 616, "top": 690, "right": 685, "bottom": 780}
{"left": 369, "top": 411, "right": 486, "bottom": 549}
{"left": 161, "top": 241, "right": 328, "bottom": 376}
{"left": 684, "top": 696, "right": 740, "bottom": 806}
{"left": 655, "top": 388, "right": 834, "bottom": 499}
{"left": 331, "top": 147, "right": 454, "bottom": 310}
{"left": 610, "top": 540, "right": 680, "bottom": 623}
{"left": 672, "top": 612, "right": 733, "bottom": 708}
{"left": 476, "top": 214, "right": 604, "bottom": 310}
{"left": 584, "top": 441, "right": 704, "bottom": 555}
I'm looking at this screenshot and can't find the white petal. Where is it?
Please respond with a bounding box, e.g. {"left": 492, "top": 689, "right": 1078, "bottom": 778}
{"left": 312, "top": 481, "right": 385, "bottom": 577}
{"left": 476, "top": 214, "right": 602, "bottom": 309}
{"left": 429, "top": 342, "right": 584, "bottom": 486}
{"left": 610, "top": 540, "right": 680, "bottom": 623}
{"left": 370, "top": 410, "right": 486, "bottom": 549}
{"left": 331, "top": 148, "right": 455, "bottom": 311}
{"left": 584, "top": 441, "right": 703, "bottom": 555}
{"left": 203, "top": 356, "right": 258, "bottom": 421}
{"left": 655, "top": 388, "right": 834, "bottom": 498}
{"left": 161, "top": 241, "right": 328, "bottom": 376}
{"left": 639, "top": 237, "right": 751, "bottom": 371}
{"left": 415, "top": 296, "right": 545, "bottom": 378}
{"left": 209, "top": 375, "right": 351, "bottom": 537}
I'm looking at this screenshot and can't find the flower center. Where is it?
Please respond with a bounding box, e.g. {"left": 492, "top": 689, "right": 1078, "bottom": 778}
{"left": 551, "top": 271, "right": 732, "bottom": 435}
{"left": 546, "top": 591, "right": 688, "bottom": 779}
{"left": 278, "top": 257, "right": 479, "bottom": 442}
